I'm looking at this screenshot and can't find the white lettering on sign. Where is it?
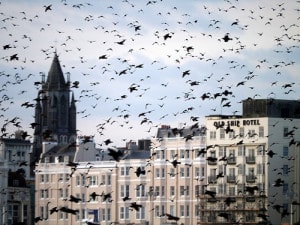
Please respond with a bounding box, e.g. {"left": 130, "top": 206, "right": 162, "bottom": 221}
{"left": 213, "top": 119, "right": 260, "bottom": 128}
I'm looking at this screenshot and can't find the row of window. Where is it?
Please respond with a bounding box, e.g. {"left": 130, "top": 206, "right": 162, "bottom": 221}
{"left": 40, "top": 173, "right": 71, "bottom": 183}
{"left": 39, "top": 174, "right": 112, "bottom": 186}
{"left": 152, "top": 205, "right": 191, "bottom": 218}
{"left": 209, "top": 145, "right": 289, "bottom": 157}
{"left": 74, "top": 166, "right": 198, "bottom": 183}
{"left": 120, "top": 184, "right": 170, "bottom": 198}
{"left": 40, "top": 196, "right": 291, "bottom": 222}
{"left": 207, "top": 183, "right": 266, "bottom": 195}
{"left": 4, "top": 150, "right": 28, "bottom": 161}
{"left": 39, "top": 168, "right": 203, "bottom": 192}
{"left": 39, "top": 185, "right": 193, "bottom": 201}
{"left": 154, "top": 148, "right": 205, "bottom": 160}
{"left": 209, "top": 126, "right": 265, "bottom": 140}
{"left": 39, "top": 205, "right": 193, "bottom": 221}
{"left": 209, "top": 163, "right": 290, "bottom": 176}
{"left": 209, "top": 163, "right": 266, "bottom": 176}
{"left": 75, "top": 174, "right": 112, "bottom": 186}
{"left": 119, "top": 207, "right": 146, "bottom": 220}
{"left": 154, "top": 144, "right": 289, "bottom": 160}
{"left": 210, "top": 126, "right": 292, "bottom": 140}
{"left": 119, "top": 166, "right": 205, "bottom": 178}
{"left": 40, "top": 180, "right": 290, "bottom": 202}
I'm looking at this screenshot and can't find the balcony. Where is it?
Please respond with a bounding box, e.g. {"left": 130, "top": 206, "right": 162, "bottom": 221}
{"left": 207, "top": 198, "right": 218, "bottom": 203}
{"left": 245, "top": 196, "right": 256, "bottom": 202}
{"left": 246, "top": 156, "right": 256, "bottom": 164}
{"left": 208, "top": 175, "right": 217, "bottom": 184}
{"left": 207, "top": 216, "right": 217, "bottom": 222}
{"left": 227, "top": 157, "right": 236, "bottom": 165}
{"left": 245, "top": 215, "right": 255, "bottom": 222}
{"left": 227, "top": 175, "right": 236, "bottom": 183}
{"left": 225, "top": 197, "right": 236, "bottom": 204}
{"left": 246, "top": 175, "right": 256, "bottom": 183}
{"left": 207, "top": 159, "right": 217, "bottom": 165}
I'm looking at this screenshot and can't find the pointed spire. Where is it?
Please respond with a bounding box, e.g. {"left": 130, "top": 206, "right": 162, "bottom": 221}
{"left": 71, "top": 91, "right": 76, "bottom": 107}
{"left": 46, "top": 52, "right": 67, "bottom": 90}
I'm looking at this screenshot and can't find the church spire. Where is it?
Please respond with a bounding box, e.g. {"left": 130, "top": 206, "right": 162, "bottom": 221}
{"left": 46, "top": 52, "right": 67, "bottom": 90}
{"left": 31, "top": 52, "right": 77, "bottom": 176}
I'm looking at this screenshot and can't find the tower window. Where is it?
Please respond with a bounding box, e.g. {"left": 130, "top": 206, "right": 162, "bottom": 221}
{"left": 60, "top": 135, "right": 67, "bottom": 143}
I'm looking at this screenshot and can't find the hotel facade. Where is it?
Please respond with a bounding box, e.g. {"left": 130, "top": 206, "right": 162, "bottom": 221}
{"left": 202, "top": 98, "right": 300, "bottom": 224}
{"left": 34, "top": 126, "right": 207, "bottom": 225}
{"left": 34, "top": 99, "right": 300, "bottom": 225}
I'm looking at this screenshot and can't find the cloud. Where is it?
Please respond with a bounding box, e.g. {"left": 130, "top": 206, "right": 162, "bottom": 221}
{"left": 0, "top": 0, "right": 299, "bottom": 146}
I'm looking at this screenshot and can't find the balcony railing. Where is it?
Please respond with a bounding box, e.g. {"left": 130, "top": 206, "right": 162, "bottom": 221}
{"left": 207, "top": 160, "right": 217, "bottom": 165}
{"left": 246, "top": 175, "right": 256, "bottom": 183}
{"left": 207, "top": 198, "right": 218, "bottom": 203}
{"left": 227, "top": 175, "right": 236, "bottom": 183}
{"left": 246, "top": 156, "right": 256, "bottom": 164}
{"left": 208, "top": 175, "right": 217, "bottom": 184}
{"left": 227, "top": 157, "right": 236, "bottom": 165}
{"left": 207, "top": 216, "right": 217, "bottom": 222}
{"left": 245, "top": 215, "right": 255, "bottom": 222}
{"left": 245, "top": 196, "right": 256, "bottom": 202}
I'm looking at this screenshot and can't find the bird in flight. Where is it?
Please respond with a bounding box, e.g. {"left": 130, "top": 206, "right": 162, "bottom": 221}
{"left": 44, "top": 4, "right": 52, "bottom": 12}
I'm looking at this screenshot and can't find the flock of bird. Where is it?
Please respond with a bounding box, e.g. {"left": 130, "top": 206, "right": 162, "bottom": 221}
{"left": 0, "top": 0, "right": 298, "bottom": 220}
{"left": 1, "top": 4, "right": 300, "bottom": 222}
{"left": 0, "top": 1, "right": 299, "bottom": 224}
{"left": 0, "top": 0, "right": 299, "bottom": 146}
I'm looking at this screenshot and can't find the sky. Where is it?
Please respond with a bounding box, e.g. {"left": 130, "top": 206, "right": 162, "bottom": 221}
{"left": 0, "top": 0, "right": 299, "bottom": 147}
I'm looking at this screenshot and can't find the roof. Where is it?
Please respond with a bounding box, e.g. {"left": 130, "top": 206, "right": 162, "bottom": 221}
{"left": 41, "top": 143, "right": 76, "bottom": 163}
{"left": 122, "top": 149, "right": 151, "bottom": 160}
{"left": 156, "top": 124, "right": 206, "bottom": 139}
{"left": 243, "top": 98, "right": 300, "bottom": 118}
{"left": 1, "top": 137, "right": 31, "bottom": 145}
{"left": 45, "top": 53, "right": 68, "bottom": 90}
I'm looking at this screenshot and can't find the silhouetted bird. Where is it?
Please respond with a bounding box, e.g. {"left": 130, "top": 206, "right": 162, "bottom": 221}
{"left": 222, "top": 33, "right": 232, "bottom": 42}
{"left": 69, "top": 195, "right": 82, "bottom": 203}
{"left": 129, "top": 202, "right": 143, "bottom": 211}
{"left": 267, "top": 150, "right": 277, "bottom": 158}
{"left": 245, "top": 185, "right": 258, "bottom": 195}
{"left": 273, "top": 178, "right": 284, "bottom": 187}
{"left": 164, "top": 213, "right": 180, "bottom": 221}
{"left": 108, "top": 147, "right": 123, "bottom": 162}
{"left": 204, "top": 190, "right": 216, "bottom": 198}
{"left": 44, "top": 4, "right": 52, "bottom": 12}
{"left": 122, "top": 196, "right": 131, "bottom": 201}
{"left": 59, "top": 207, "right": 79, "bottom": 215}
{"left": 218, "top": 212, "right": 230, "bottom": 220}
{"left": 224, "top": 197, "right": 236, "bottom": 207}
{"left": 101, "top": 192, "right": 112, "bottom": 201}
{"left": 135, "top": 167, "right": 146, "bottom": 177}
{"left": 49, "top": 207, "right": 59, "bottom": 215}
{"left": 89, "top": 192, "right": 101, "bottom": 201}
{"left": 166, "top": 159, "right": 181, "bottom": 168}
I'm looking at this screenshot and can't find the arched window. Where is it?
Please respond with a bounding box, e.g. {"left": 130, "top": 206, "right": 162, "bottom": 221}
{"left": 51, "top": 96, "right": 57, "bottom": 108}
{"left": 60, "top": 135, "right": 67, "bottom": 144}
{"left": 60, "top": 95, "right": 67, "bottom": 126}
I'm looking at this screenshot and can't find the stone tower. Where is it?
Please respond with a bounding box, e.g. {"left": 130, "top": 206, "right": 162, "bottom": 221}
{"left": 30, "top": 52, "right": 77, "bottom": 174}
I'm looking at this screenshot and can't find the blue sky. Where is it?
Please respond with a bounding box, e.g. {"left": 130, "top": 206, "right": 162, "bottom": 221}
{"left": 0, "top": 0, "right": 299, "bottom": 146}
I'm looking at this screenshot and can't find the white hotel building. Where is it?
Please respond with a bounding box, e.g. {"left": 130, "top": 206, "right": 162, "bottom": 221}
{"left": 34, "top": 98, "right": 300, "bottom": 225}
{"left": 202, "top": 98, "right": 300, "bottom": 225}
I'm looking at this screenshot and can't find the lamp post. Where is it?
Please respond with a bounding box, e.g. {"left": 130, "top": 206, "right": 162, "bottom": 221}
{"left": 288, "top": 190, "right": 298, "bottom": 225}
{"left": 291, "top": 203, "right": 293, "bottom": 225}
